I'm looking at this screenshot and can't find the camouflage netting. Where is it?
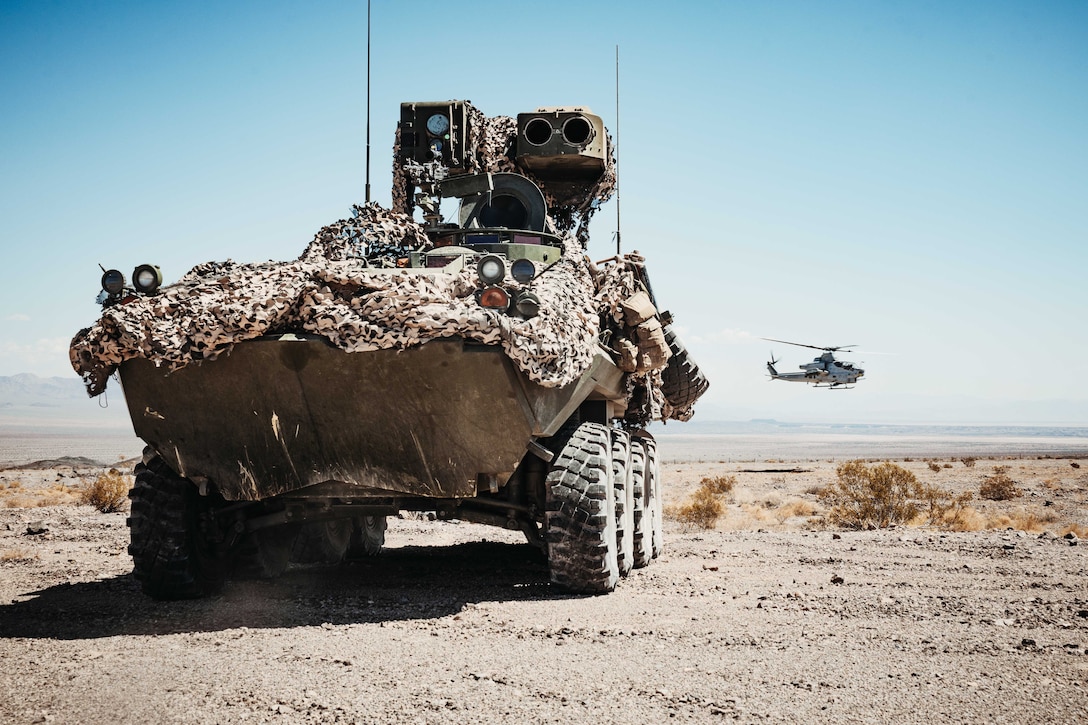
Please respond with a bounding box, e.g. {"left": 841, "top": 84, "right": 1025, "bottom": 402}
{"left": 70, "top": 102, "right": 679, "bottom": 421}
{"left": 70, "top": 204, "right": 659, "bottom": 402}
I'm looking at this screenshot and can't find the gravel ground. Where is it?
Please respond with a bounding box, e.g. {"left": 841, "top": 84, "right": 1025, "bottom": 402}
{"left": 1, "top": 457, "right": 1086, "bottom": 724}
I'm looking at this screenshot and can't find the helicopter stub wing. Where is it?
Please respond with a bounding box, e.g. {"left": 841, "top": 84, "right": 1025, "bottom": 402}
{"left": 769, "top": 370, "right": 828, "bottom": 383}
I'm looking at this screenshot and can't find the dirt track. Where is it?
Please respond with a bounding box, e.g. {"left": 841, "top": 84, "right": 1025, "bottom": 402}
{"left": 1, "top": 485, "right": 1086, "bottom": 723}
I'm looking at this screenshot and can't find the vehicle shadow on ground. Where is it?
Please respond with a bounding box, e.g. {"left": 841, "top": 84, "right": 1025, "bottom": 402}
{"left": 0, "top": 540, "right": 576, "bottom": 641}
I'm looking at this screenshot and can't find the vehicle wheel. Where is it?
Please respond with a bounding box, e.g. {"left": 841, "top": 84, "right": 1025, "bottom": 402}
{"left": 636, "top": 432, "right": 665, "bottom": 558}
{"left": 545, "top": 421, "right": 619, "bottom": 593}
{"left": 127, "top": 451, "right": 230, "bottom": 600}
{"left": 611, "top": 429, "right": 635, "bottom": 577}
{"left": 630, "top": 437, "right": 652, "bottom": 568}
{"left": 235, "top": 524, "right": 298, "bottom": 579}
{"left": 291, "top": 519, "right": 353, "bottom": 565}
{"left": 660, "top": 324, "right": 709, "bottom": 412}
{"left": 346, "top": 515, "right": 387, "bottom": 559}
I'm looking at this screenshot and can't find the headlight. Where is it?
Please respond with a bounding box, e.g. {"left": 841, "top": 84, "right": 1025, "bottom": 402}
{"left": 477, "top": 286, "right": 510, "bottom": 310}
{"left": 100, "top": 269, "right": 125, "bottom": 296}
{"left": 515, "top": 290, "right": 541, "bottom": 318}
{"left": 510, "top": 258, "right": 536, "bottom": 284}
{"left": 132, "top": 264, "right": 162, "bottom": 294}
{"left": 476, "top": 254, "right": 506, "bottom": 285}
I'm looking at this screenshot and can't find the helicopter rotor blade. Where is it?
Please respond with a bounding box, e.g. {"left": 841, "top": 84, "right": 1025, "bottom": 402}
{"left": 761, "top": 338, "right": 824, "bottom": 351}
{"left": 762, "top": 338, "right": 857, "bottom": 353}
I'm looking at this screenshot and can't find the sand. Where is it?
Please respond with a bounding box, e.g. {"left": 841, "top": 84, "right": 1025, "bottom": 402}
{"left": 0, "top": 448, "right": 1085, "bottom": 723}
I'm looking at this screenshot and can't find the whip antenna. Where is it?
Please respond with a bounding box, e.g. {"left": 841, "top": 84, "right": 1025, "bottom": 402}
{"left": 365, "top": 0, "right": 372, "bottom": 203}
{"left": 614, "top": 45, "right": 622, "bottom": 255}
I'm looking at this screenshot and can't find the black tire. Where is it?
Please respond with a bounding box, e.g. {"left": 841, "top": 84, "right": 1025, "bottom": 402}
{"left": 346, "top": 515, "right": 387, "bottom": 559}
{"left": 630, "top": 437, "right": 652, "bottom": 568}
{"left": 660, "top": 324, "right": 709, "bottom": 412}
{"left": 127, "top": 452, "right": 230, "bottom": 600}
{"left": 291, "top": 519, "right": 353, "bottom": 565}
{"left": 545, "top": 421, "right": 619, "bottom": 593}
{"left": 636, "top": 433, "right": 665, "bottom": 559}
{"left": 235, "top": 524, "right": 299, "bottom": 580}
{"left": 611, "top": 429, "right": 635, "bottom": 577}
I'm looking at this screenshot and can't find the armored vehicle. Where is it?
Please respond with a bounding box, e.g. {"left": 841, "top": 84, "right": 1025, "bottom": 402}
{"left": 71, "top": 100, "right": 708, "bottom": 599}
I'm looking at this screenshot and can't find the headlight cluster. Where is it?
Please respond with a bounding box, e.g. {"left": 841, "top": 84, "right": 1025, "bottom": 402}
{"left": 132, "top": 264, "right": 163, "bottom": 293}
{"left": 477, "top": 255, "right": 506, "bottom": 286}
{"left": 474, "top": 254, "right": 541, "bottom": 318}
{"left": 98, "top": 264, "right": 162, "bottom": 304}
{"left": 100, "top": 268, "right": 126, "bottom": 297}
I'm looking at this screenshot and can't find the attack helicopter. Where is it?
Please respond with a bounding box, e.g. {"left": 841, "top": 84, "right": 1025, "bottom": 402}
{"left": 764, "top": 339, "right": 865, "bottom": 389}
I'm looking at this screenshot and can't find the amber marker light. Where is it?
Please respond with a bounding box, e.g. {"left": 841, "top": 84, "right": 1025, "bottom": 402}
{"left": 477, "top": 286, "right": 510, "bottom": 309}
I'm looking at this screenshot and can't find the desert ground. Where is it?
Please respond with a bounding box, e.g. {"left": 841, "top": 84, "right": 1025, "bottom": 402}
{"left": 0, "top": 448, "right": 1086, "bottom": 724}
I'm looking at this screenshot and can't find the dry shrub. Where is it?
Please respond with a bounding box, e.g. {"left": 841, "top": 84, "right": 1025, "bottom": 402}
{"left": 942, "top": 463, "right": 953, "bottom": 469}
{"left": 674, "top": 475, "right": 737, "bottom": 530}
{"left": 675, "top": 488, "right": 723, "bottom": 529}
{"left": 960, "top": 457, "right": 977, "bottom": 468}
{"left": 927, "top": 462, "right": 941, "bottom": 473}
{"left": 0, "top": 547, "right": 38, "bottom": 562}
{"left": 711, "top": 506, "right": 767, "bottom": 531}
{"left": 1, "top": 480, "right": 82, "bottom": 508}
{"left": 917, "top": 482, "right": 974, "bottom": 528}
{"left": 936, "top": 506, "right": 986, "bottom": 532}
{"left": 81, "top": 469, "right": 130, "bottom": 513}
{"left": 1, "top": 547, "right": 37, "bottom": 562}
{"left": 1061, "top": 523, "right": 1088, "bottom": 538}
{"left": 36, "top": 489, "right": 74, "bottom": 507}
{"left": 700, "top": 476, "right": 735, "bottom": 496}
{"left": 1009, "top": 509, "right": 1056, "bottom": 531}
{"left": 757, "top": 493, "right": 783, "bottom": 509}
{"left": 819, "top": 461, "right": 976, "bottom": 530}
{"left": 940, "top": 507, "right": 1071, "bottom": 534}
{"left": 773, "top": 498, "right": 817, "bottom": 522}
{"left": 988, "top": 509, "right": 1057, "bottom": 533}
{"left": 819, "top": 460, "right": 922, "bottom": 529}
{"left": 0, "top": 480, "right": 25, "bottom": 508}
{"left": 979, "top": 468, "right": 1022, "bottom": 501}
{"left": 739, "top": 503, "right": 770, "bottom": 522}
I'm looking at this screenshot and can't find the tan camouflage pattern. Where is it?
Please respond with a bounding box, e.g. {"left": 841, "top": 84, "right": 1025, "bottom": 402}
{"left": 70, "top": 206, "right": 664, "bottom": 403}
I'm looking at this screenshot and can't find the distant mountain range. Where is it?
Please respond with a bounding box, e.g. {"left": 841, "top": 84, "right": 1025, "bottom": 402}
{"left": 0, "top": 373, "right": 131, "bottom": 428}
{"left": 2, "top": 373, "right": 1085, "bottom": 430}
{"left": 0, "top": 373, "right": 88, "bottom": 405}
{"left": 652, "top": 418, "right": 1088, "bottom": 438}
{"left": 688, "top": 396, "right": 1088, "bottom": 427}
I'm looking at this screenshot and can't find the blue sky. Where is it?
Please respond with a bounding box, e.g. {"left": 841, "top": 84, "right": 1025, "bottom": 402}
{"left": 1, "top": 1, "right": 1086, "bottom": 423}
